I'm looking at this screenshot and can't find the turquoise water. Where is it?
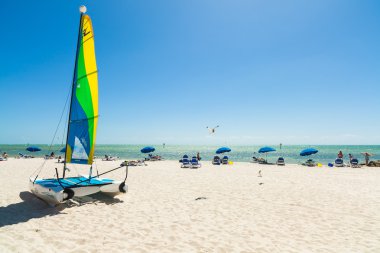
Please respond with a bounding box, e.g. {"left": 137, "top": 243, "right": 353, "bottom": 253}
{"left": 1, "top": 144, "right": 379, "bottom": 165}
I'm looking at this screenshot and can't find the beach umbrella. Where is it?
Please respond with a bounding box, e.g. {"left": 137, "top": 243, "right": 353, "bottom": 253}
{"left": 300, "top": 148, "right": 318, "bottom": 156}
{"left": 258, "top": 146, "right": 276, "bottom": 162}
{"left": 216, "top": 147, "right": 231, "bottom": 154}
{"left": 26, "top": 146, "right": 41, "bottom": 152}
{"left": 141, "top": 146, "right": 155, "bottom": 153}
{"left": 60, "top": 147, "right": 66, "bottom": 153}
{"left": 258, "top": 146, "right": 276, "bottom": 153}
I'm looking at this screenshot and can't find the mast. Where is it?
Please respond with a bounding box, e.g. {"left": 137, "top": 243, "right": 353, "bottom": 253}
{"left": 63, "top": 6, "right": 87, "bottom": 178}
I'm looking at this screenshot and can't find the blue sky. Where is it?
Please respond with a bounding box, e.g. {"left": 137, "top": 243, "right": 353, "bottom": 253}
{"left": 0, "top": 0, "right": 379, "bottom": 145}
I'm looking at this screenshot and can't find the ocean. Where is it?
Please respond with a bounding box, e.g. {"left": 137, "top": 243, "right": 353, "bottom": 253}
{"left": 1, "top": 144, "right": 379, "bottom": 165}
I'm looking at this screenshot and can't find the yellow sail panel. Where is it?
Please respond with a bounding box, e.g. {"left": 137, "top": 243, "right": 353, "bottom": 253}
{"left": 82, "top": 14, "right": 98, "bottom": 164}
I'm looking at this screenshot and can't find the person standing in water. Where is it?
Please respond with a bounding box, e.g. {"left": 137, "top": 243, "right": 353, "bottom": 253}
{"left": 364, "top": 153, "right": 370, "bottom": 165}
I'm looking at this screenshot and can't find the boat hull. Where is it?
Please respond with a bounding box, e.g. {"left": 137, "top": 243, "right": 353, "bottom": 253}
{"left": 29, "top": 177, "right": 127, "bottom": 205}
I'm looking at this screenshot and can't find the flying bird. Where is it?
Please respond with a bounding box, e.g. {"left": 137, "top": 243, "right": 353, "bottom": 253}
{"left": 207, "top": 125, "right": 219, "bottom": 134}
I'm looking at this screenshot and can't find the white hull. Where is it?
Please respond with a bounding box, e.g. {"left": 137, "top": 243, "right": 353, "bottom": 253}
{"left": 29, "top": 177, "right": 128, "bottom": 205}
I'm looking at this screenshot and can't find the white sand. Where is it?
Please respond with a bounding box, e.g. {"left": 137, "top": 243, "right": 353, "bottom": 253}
{"left": 0, "top": 158, "right": 380, "bottom": 253}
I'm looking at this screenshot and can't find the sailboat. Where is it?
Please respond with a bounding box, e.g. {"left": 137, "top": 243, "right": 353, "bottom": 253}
{"left": 29, "top": 6, "right": 128, "bottom": 205}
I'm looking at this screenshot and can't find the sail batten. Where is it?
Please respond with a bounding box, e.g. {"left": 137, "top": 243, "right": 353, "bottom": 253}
{"left": 65, "top": 14, "right": 98, "bottom": 165}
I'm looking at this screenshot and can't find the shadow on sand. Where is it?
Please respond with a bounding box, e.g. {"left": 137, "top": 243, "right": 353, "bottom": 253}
{"left": 0, "top": 191, "right": 123, "bottom": 228}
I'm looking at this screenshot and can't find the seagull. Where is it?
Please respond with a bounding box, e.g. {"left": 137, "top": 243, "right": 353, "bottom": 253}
{"left": 207, "top": 125, "right": 219, "bottom": 134}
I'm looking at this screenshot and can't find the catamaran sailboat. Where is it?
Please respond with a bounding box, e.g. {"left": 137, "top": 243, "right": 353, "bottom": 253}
{"left": 29, "top": 6, "right": 128, "bottom": 205}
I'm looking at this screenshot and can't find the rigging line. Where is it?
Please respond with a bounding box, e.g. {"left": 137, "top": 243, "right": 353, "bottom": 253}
{"left": 30, "top": 85, "right": 71, "bottom": 178}
{"left": 61, "top": 88, "right": 70, "bottom": 146}
{"left": 67, "top": 165, "right": 126, "bottom": 187}
{"left": 30, "top": 159, "right": 48, "bottom": 179}
{"left": 49, "top": 86, "right": 71, "bottom": 150}
{"left": 62, "top": 108, "right": 68, "bottom": 146}
{"left": 76, "top": 70, "right": 98, "bottom": 82}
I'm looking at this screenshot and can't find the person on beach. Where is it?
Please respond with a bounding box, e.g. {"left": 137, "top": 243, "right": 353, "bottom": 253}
{"left": 338, "top": 151, "right": 343, "bottom": 158}
{"left": 365, "top": 153, "right": 370, "bottom": 165}
{"left": 197, "top": 152, "right": 201, "bottom": 161}
{"left": 348, "top": 153, "right": 353, "bottom": 162}
{"left": 2, "top": 152, "right": 8, "bottom": 159}
{"left": 50, "top": 152, "right": 55, "bottom": 158}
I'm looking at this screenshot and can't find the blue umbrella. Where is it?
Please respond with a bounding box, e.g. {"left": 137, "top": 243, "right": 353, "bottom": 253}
{"left": 300, "top": 148, "right": 318, "bottom": 156}
{"left": 258, "top": 146, "right": 276, "bottom": 153}
{"left": 26, "top": 146, "right": 41, "bottom": 152}
{"left": 141, "top": 146, "right": 155, "bottom": 154}
{"left": 216, "top": 147, "right": 231, "bottom": 154}
{"left": 60, "top": 147, "right": 66, "bottom": 153}
{"left": 258, "top": 146, "right": 276, "bottom": 162}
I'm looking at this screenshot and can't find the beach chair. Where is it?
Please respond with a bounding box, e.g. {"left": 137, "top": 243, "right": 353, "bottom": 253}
{"left": 222, "top": 156, "right": 229, "bottom": 164}
{"left": 145, "top": 154, "right": 154, "bottom": 161}
{"left": 149, "top": 155, "right": 162, "bottom": 161}
{"left": 44, "top": 154, "right": 54, "bottom": 160}
{"left": 302, "top": 159, "right": 316, "bottom": 167}
{"left": 190, "top": 156, "right": 201, "bottom": 169}
{"left": 350, "top": 158, "right": 360, "bottom": 168}
{"left": 19, "top": 153, "right": 33, "bottom": 158}
{"left": 180, "top": 155, "right": 189, "bottom": 163}
{"left": 102, "top": 155, "right": 117, "bottom": 161}
{"left": 276, "top": 157, "right": 285, "bottom": 166}
{"left": 258, "top": 158, "right": 268, "bottom": 164}
{"left": 212, "top": 156, "right": 221, "bottom": 165}
{"left": 123, "top": 160, "right": 147, "bottom": 166}
{"left": 334, "top": 158, "right": 344, "bottom": 167}
{"left": 181, "top": 156, "right": 191, "bottom": 168}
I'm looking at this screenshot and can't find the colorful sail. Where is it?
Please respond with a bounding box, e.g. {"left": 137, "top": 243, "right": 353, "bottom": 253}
{"left": 65, "top": 14, "right": 98, "bottom": 165}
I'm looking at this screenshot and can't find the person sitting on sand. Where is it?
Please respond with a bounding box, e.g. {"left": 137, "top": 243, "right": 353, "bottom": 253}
{"left": 338, "top": 151, "right": 343, "bottom": 159}
{"left": 50, "top": 152, "right": 55, "bottom": 158}
{"left": 2, "top": 152, "right": 8, "bottom": 159}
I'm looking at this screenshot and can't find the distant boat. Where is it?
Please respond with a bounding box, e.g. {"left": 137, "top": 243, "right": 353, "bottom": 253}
{"left": 29, "top": 6, "right": 128, "bottom": 205}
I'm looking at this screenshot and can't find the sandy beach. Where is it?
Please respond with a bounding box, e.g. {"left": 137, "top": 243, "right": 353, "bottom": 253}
{"left": 0, "top": 158, "right": 379, "bottom": 252}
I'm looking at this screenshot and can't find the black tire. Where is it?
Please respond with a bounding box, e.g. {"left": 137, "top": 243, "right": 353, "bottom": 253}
{"left": 119, "top": 182, "right": 126, "bottom": 193}
{"left": 63, "top": 188, "right": 75, "bottom": 201}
